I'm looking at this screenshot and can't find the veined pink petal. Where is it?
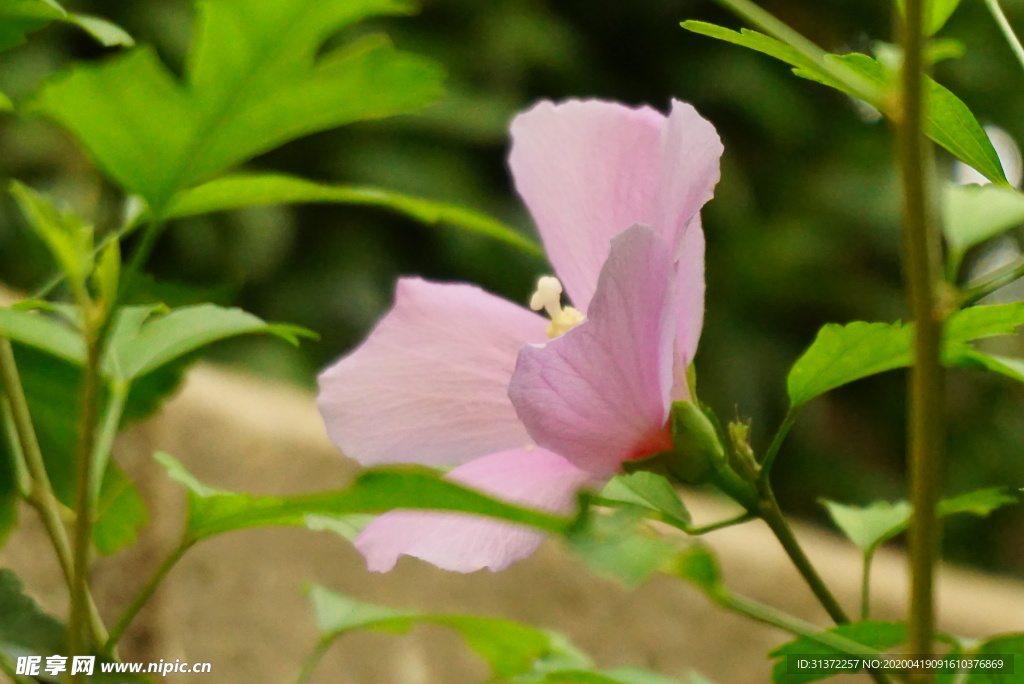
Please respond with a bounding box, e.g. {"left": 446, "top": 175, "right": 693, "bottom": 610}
{"left": 316, "top": 279, "right": 548, "bottom": 467}
{"left": 354, "top": 447, "right": 596, "bottom": 572}
{"left": 673, "top": 214, "right": 706, "bottom": 383}
{"left": 509, "top": 225, "right": 678, "bottom": 476}
{"left": 509, "top": 100, "right": 663, "bottom": 311}
{"left": 508, "top": 98, "right": 722, "bottom": 313}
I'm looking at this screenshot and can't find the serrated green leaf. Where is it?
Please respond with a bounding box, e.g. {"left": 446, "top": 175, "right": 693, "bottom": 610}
{"left": 824, "top": 488, "right": 1016, "bottom": 555}
{"left": 600, "top": 472, "right": 690, "bottom": 527}
{"left": 944, "top": 183, "right": 1024, "bottom": 267}
{"left": 108, "top": 304, "right": 316, "bottom": 381}
{"left": 822, "top": 500, "right": 912, "bottom": 552}
{"left": 155, "top": 452, "right": 569, "bottom": 543}
{"left": 770, "top": 622, "right": 908, "bottom": 684}
{"left": 0, "top": 569, "right": 146, "bottom": 682}
{"left": 307, "top": 585, "right": 587, "bottom": 680}
{"left": 163, "top": 173, "right": 543, "bottom": 257}
{"left": 681, "top": 22, "right": 1006, "bottom": 184}
{"left": 33, "top": 0, "right": 444, "bottom": 212}
{"left": 787, "top": 303, "right": 1024, "bottom": 406}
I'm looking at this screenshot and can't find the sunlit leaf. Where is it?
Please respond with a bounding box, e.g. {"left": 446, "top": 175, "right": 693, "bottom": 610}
{"left": 164, "top": 173, "right": 543, "bottom": 256}
{"left": 600, "top": 472, "right": 690, "bottom": 528}
{"left": 0, "top": 0, "right": 131, "bottom": 52}
{"left": 787, "top": 302, "right": 1024, "bottom": 406}
{"left": 156, "top": 452, "right": 569, "bottom": 544}
{"left": 824, "top": 488, "right": 1017, "bottom": 554}
{"left": 681, "top": 22, "right": 1006, "bottom": 184}
{"left": 944, "top": 183, "right": 1024, "bottom": 268}
{"left": 33, "top": 0, "right": 444, "bottom": 212}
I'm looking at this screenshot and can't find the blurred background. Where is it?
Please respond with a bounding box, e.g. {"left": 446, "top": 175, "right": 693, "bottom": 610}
{"left": 0, "top": 0, "right": 1022, "bottom": 578}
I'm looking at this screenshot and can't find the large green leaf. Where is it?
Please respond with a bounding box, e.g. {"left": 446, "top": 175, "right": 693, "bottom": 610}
{"left": 32, "top": 0, "right": 444, "bottom": 212}
{"left": 103, "top": 303, "right": 315, "bottom": 381}
{"left": 163, "top": 173, "right": 543, "bottom": 256}
{"left": 824, "top": 488, "right": 1017, "bottom": 554}
{"left": 943, "top": 183, "right": 1024, "bottom": 268}
{"left": 0, "top": 0, "right": 131, "bottom": 53}
{"left": 156, "top": 452, "right": 569, "bottom": 544}
{"left": 681, "top": 22, "right": 1006, "bottom": 184}
{"left": 306, "top": 585, "right": 590, "bottom": 680}
{"left": 787, "top": 302, "right": 1024, "bottom": 407}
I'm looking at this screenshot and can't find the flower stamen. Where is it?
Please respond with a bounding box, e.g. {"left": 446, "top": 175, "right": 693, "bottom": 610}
{"left": 529, "top": 276, "right": 584, "bottom": 338}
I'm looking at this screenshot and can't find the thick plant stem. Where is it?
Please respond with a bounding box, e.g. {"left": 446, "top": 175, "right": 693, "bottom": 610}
{"left": 106, "top": 542, "right": 191, "bottom": 650}
{"left": 0, "top": 338, "right": 108, "bottom": 645}
{"left": 984, "top": 0, "right": 1024, "bottom": 74}
{"left": 69, "top": 332, "right": 104, "bottom": 676}
{"left": 900, "top": 0, "right": 945, "bottom": 675}
{"left": 757, "top": 483, "right": 851, "bottom": 625}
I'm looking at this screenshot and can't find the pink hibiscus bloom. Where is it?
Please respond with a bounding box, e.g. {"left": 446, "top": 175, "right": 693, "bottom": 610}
{"left": 316, "top": 99, "right": 723, "bottom": 572}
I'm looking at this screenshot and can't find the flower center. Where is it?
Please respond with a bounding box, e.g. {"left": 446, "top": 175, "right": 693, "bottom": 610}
{"left": 529, "top": 276, "right": 585, "bottom": 339}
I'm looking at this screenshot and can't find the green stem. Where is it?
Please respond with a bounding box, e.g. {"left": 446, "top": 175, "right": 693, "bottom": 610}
{"left": 984, "top": 0, "right": 1024, "bottom": 74}
{"left": 687, "top": 511, "right": 756, "bottom": 535}
{"left": 295, "top": 639, "right": 332, "bottom": 684}
{"left": 959, "top": 254, "right": 1024, "bottom": 305}
{"left": 69, "top": 331, "right": 103, "bottom": 676}
{"left": 900, "top": 0, "right": 945, "bottom": 674}
{"left": 759, "top": 408, "right": 798, "bottom": 480}
{"left": 757, "top": 482, "right": 851, "bottom": 625}
{"left": 861, "top": 549, "right": 875, "bottom": 621}
{"left": 708, "top": 0, "right": 880, "bottom": 102}
{"left": 106, "top": 541, "right": 191, "bottom": 650}
{"left": 0, "top": 338, "right": 108, "bottom": 646}
{"left": 120, "top": 222, "right": 166, "bottom": 298}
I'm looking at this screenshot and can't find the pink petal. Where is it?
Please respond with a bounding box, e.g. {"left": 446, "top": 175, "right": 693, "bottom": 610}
{"left": 508, "top": 99, "right": 722, "bottom": 313}
{"left": 317, "top": 279, "right": 548, "bottom": 467}
{"left": 509, "top": 225, "right": 678, "bottom": 476}
{"left": 354, "top": 448, "right": 596, "bottom": 572}
{"left": 674, "top": 213, "right": 706, "bottom": 380}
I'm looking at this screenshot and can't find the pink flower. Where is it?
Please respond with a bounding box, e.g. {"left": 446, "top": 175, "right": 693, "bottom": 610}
{"left": 316, "top": 99, "right": 723, "bottom": 572}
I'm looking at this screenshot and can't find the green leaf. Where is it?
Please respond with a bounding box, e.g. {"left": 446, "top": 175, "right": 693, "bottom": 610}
{"left": 896, "top": 0, "right": 963, "bottom": 35}
{"left": 164, "top": 173, "right": 543, "bottom": 257}
{"left": 600, "top": 472, "right": 691, "bottom": 528}
{"left": 93, "top": 465, "right": 148, "bottom": 555}
{"left": 963, "top": 634, "right": 1024, "bottom": 683}
{"left": 10, "top": 181, "right": 94, "bottom": 292}
{"left": 567, "top": 505, "right": 680, "bottom": 587}
{"left": 770, "top": 622, "right": 908, "bottom": 684}
{"left": 106, "top": 304, "right": 316, "bottom": 381}
{"left": 668, "top": 544, "right": 723, "bottom": 595}
{"left": 822, "top": 500, "right": 912, "bottom": 552}
{"left": 0, "top": 569, "right": 146, "bottom": 682}
{"left": 952, "top": 349, "right": 1024, "bottom": 383}
{"left": 307, "top": 585, "right": 589, "bottom": 680}
{"left": 535, "top": 670, "right": 691, "bottom": 684}
{"left": 680, "top": 23, "right": 1006, "bottom": 184}
{"left": 155, "top": 452, "right": 569, "bottom": 544}
{"left": 0, "top": 568, "right": 65, "bottom": 664}
{"left": 787, "top": 302, "right": 1024, "bottom": 406}
{"left": 824, "top": 488, "right": 1016, "bottom": 555}
{"left": 0, "top": 0, "right": 131, "bottom": 52}
{"left": 0, "top": 307, "right": 84, "bottom": 363}
{"left": 943, "top": 183, "right": 1024, "bottom": 267}
{"left": 33, "top": 0, "right": 444, "bottom": 212}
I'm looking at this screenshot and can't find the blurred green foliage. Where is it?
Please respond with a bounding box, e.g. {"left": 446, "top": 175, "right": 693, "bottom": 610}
{"left": 1, "top": 0, "right": 1022, "bottom": 575}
